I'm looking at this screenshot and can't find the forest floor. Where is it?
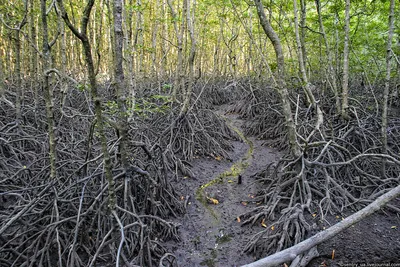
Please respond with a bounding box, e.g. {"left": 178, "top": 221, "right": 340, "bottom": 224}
{"left": 167, "top": 104, "right": 400, "bottom": 267}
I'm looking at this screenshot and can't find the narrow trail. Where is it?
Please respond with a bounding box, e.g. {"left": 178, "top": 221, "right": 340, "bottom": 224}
{"left": 195, "top": 112, "right": 254, "bottom": 222}
{"left": 169, "top": 106, "right": 280, "bottom": 267}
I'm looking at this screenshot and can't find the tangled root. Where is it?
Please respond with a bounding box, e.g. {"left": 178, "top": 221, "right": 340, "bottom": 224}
{"left": 239, "top": 93, "right": 400, "bottom": 258}
{"left": 0, "top": 83, "right": 185, "bottom": 267}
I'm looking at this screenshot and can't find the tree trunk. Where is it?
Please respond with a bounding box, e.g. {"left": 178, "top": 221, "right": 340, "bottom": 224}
{"left": 0, "top": 55, "right": 14, "bottom": 107}
{"left": 134, "top": 0, "right": 144, "bottom": 77}
{"left": 57, "top": 1, "right": 68, "bottom": 110}
{"left": 167, "top": 0, "right": 185, "bottom": 102}
{"left": 179, "top": 0, "right": 196, "bottom": 116}
{"left": 122, "top": 0, "right": 136, "bottom": 120}
{"left": 159, "top": 0, "right": 168, "bottom": 79}
{"left": 113, "top": 0, "right": 129, "bottom": 213}
{"left": 254, "top": 0, "right": 301, "bottom": 157}
{"left": 293, "top": 0, "right": 323, "bottom": 136}
{"left": 293, "top": 0, "right": 315, "bottom": 106}
{"left": 40, "top": 0, "right": 57, "bottom": 180}
{"left": 341, "top": 0, "right": 350, "bottom": 120}
{"left": 381, "top": 0, "right": 395, "bottom": 155}
{"left": 315, "top": 0, "right": 340, "bottom": 114}
{"left": 2, "top": 5, "right": 29, "bottom": 121}
{"left": 57, "top": 0, "right": 116, "bottom": 211}
{"left": 299, "top": 0, "right": 307, "bottom": 69}
{"left": 151, "top": 0, "right": 159, "bottom": 80}
{"left": 14, "top": 31, "right": 23, "bottom": 122}
{"left": 106, "top": 0, "right": 115, "bottom": 82}
{"left": 29, "top": 0, "right": 38, "bottom": 117}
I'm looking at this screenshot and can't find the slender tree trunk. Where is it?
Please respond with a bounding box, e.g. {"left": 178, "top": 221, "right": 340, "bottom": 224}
{"left": 14, "top": 31, "right": 23, "bottom": 122}
{"left": 293, "top": 0, "right": 315, "bottom": 106}
{"left": 179, "top": 0, "right": 196, "bottom": 116}
{"left": 0, "top": 56, "right": 4, "bottom": 98}
{"left": 293, "top": 0, "right": 323, "bottom": 137}
{"left": 3, "top": 33, "right": 12, "bottom": 79}
{"left": 57, "top": 0, "right": 116, "bottom": 211}
{"left": 315, "top": 0, "right": 340, "bottom": 114}
{"left": 134, "top": 0, "right": 144, "bottom": 77}
{"left": 299, "top": 0, "right": 307, "bottom": 69}
{"left": 254, "top": 0, "right": 301, "bottom": 157}
{"left": 122, "top": 0, "right": 136, "bottom": 120}
{"left": 1, "top": 5, "right": 28, "bottom": 121}
{"left": 41, "top": 0, "right": 57, "bottom": 180}
{"left": 167, "top": 0, "right": 185, "bottom": 102}
{"left": 334, "top": 13, "right": 340, "bottom": 91}
{"left": 341, "top": 0, "right": 350, "bottom": 120}
{"left": 29, "top": 0, "right": 38, "bottom": 116}
{"left": 381, "top": 0, "right": 395, "bottom": 155}
{"left": 113, "top": 0, "right": 127, "bottom": 164}
{"left": 159, "top": 0, "right": 168, "bottom": 79}
{"left": 247, "top": 8, "right": 253, "bottom": 76}
{"left": 57, "top": 1, "right": 68, "bottom": 110}
{"left": 113, "top": 0, "right": 129, "bottom": 213}
{"left": 151, "top": 0, "right": 159, "bottom": 80}
{"left": 106, "top": 0, "right": 115, "bottom": 82}
{"left": 0, "top": 55, "right": 14, "bottom": 107}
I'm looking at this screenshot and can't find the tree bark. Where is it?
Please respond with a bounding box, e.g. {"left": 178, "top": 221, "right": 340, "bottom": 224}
{"left": 253, "top": 0, "right": 301, "bottom": 157}
{"left": 56, "top": 0, "right": 68, "bottom": 110}
{"left": 41, "top": 0, "right": 57, "bottom": 180}
{"left": 113, "top": 0, "right": 127, "bottom": 167}
{"left": 381, "top": 0, "right": 395, "bottom": 155}
{"left": 122, "top": 0, "right": 136, "bottom": 120}
{"left": 179, "top": 0, "right": 196, "bottom": 116}
{"left": 14, "top": 30, "right": 23, "bottom": 121}
{"left": 151, "top": 0, "right": 159, "bottom": 79}
{"left": 134, "top": 0, "right": 144, "bottom": 77}
{"left": 293, "top": 0, "right": 323, "bottom": 136}
{"left": 113, "top": 0, "right": 129, "bottom": 212}
{"left": 57, "top": 0, "right": 116, "bottom": 211}
{"left": 315, "top": 0, "right": 340, "bottom": 114}
{"left": 341, "top": 0, "right": 350, "bottom": 120}
{"left": 293, "top": 0, "right": 315, "bottom": 107}
{"left": 167, "top": 0, "right": 185, "bottom": 102}
{"left": 299, "top": 0, "right": 307, "bottom": 69}
{"left": 29, "top": 0, "right": 39, "bottom": 116}
{"left": 0, "top": 54, "right": 14, "bottom": 107}
{"left": 1, "top": 1, "right": 28, "bottom": 121}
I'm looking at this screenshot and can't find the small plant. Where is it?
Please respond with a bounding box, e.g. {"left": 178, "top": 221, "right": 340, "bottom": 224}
{"left": 162, "top": 83, "right": 172, "bottom": 93}
{"left": 77, "top": 83, "right": 89, "bottom": 92}
{"left": 127, "top": 94, "right": 172, "bottom": 119}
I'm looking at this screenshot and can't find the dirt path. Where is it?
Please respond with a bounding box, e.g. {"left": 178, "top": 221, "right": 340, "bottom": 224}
{"left": 166, "top": 105, "right": 400, "bottom": 267}
{"left": 167, "top": 107, "right": 280, "bottom": 267}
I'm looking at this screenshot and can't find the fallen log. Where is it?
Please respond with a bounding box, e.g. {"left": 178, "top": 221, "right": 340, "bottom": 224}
{"left": 241, "top": 184, "right": 400, "bottom": 267}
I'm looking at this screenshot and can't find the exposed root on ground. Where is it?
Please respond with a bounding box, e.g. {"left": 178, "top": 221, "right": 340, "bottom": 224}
{"left": 234, "top": 85, "right": 400, "bottom": 258}
{"left": 0, "top": 80, "right": 243, "bottom": 266}
{"left": 0, "top": 84, "right": 186, "bottom": 267}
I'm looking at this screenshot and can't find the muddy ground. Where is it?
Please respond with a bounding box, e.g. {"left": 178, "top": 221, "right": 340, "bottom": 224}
{"left": 167, "top": 106, "right": 400, "bottom": 267}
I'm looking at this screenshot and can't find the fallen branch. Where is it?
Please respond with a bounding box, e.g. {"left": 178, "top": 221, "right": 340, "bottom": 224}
{"left": 241, "top": 183, "right": 400, "bottom": 267}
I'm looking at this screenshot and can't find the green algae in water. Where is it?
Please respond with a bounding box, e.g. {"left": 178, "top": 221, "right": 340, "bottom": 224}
{"left": 196, "top": 114, "right": 255, "bottom": 221}
{"left": 216, "top": 234, "right": 232, "bottom": 244}
{"left": 200, "top": 249, "right": 217, "bottom": 267}
{"left": 199, "top": 233, "right": 232, "bottom": 267}
{"left": 195, "top": 191, "right": 220, "bottom": 220}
